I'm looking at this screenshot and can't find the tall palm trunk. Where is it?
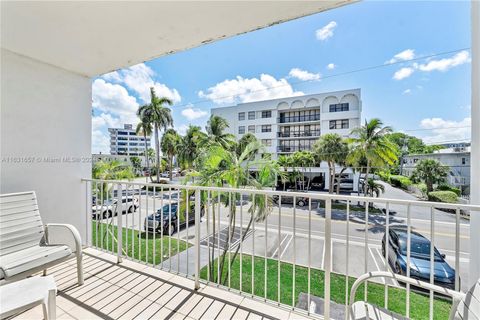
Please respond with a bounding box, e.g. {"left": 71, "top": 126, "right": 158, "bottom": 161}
{"left": 364, "top": 161, "right": 371, "bottom": 197}
{"left": 143, "top": 132, "right": 153, "bottom": 183}
{"left": 336, "top": 167, "right": 347, "bottom": 194}
{"left": 169, "top": 155, "right": 173, "bottom": 181}
{"left": 154, "top": 124, "right": 161, "bottom": 183}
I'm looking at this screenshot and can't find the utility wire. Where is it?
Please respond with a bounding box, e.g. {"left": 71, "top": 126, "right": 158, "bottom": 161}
{"left": 171, "top": 47, "right": 471, "bottom": 110}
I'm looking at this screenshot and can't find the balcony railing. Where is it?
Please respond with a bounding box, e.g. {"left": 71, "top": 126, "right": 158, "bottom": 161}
{"left": 277, "top": 145, "right": 312, "bottom": 152}
{"left": 277, "top": 130, "right": 321, "bottom": 138}
{"left": 82, "top": 178, "right": 478, "bottom": 320}
{"left": 278, "top": 114, "right": 320, "bottom": 123}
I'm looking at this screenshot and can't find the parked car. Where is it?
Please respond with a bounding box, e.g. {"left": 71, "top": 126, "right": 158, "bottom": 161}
{"left": 92, "top": 196, "right": 138, "bottom": 219}
{"left": 310, "top": 176, "right": 325, "bottom": 190}
{"left": 382, "top": 227, "right": 457, "bottom": 289}
{"left": 333, "top": 178, "right": 354, "bottom": 190}
{"left": 272, "top": 192, "right": 309, "bottom": 207}
{"left": 144, "top": 201, "right": 203, "bottom": 235}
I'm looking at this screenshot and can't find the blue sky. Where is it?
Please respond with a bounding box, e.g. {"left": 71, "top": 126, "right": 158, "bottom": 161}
{"left": 92, "top": 1, "right": 472, "bottom": 153}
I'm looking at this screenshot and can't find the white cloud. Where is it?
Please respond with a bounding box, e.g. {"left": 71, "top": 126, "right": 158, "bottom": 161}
{"left": 393, "top": 67, "right": 415, "bottom": 80}
{"left": 315, "top": 21, "right": 337, "bottom": 41}
{"left": 181, "top": 106, "right": 208, "bottom": 120}
{"left": 402, "top": 89, "right": 412, "bottom": 95}
{"left": 92, "top": 130, "right": 110, "bottom": 154}
{"left": 175, "top": 124, "right": 189, "bottom": 136}
{"left": 92, "top": 79, "right": 139, "bottom": 124}
{"left": 102, "top": 63, "right": 181, "bottom": 104}
{"left": 198, "top": 74, "right": 303, "bottom": 105}
{"left": 386, "top": 49, "right": 415, "bottom": 64}
{"left": 419, "top": 117, "right": 471, "bottom": 144}
{"left": 288, "top": 68, "right": 320, "bottom": 81}
{"left": 327, "top": 63, "right": 336, "bottom": 70}
{"left": 416, "top": 50, "right": 470, "bottom": 72}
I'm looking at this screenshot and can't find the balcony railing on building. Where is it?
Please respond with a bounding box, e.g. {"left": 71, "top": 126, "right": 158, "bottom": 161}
{"left": 277, "top": 130, "right": 321, "bottom": 138}
{"left": 83, "top": 178, "right": 478, "bottom": 320}
{"left": 277, "top": 114, "right": 320, "bottom": 123}
{"left": 277, "top": 145, "right": 313, "bottom": 152}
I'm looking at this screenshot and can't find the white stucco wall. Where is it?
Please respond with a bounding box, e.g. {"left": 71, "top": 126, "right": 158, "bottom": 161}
{"left": 1, "top": 49, "right": 91, "bottom": 243}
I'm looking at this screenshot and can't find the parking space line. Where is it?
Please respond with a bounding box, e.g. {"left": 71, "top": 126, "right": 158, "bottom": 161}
{"left": 369, "top": 247, "right": 385, "bottom": 284}
{"left": 271, "top": 234, "right": 290, "bottom": 259}
{"left": 279, "top": 235, "right": 293, "bottom": 259}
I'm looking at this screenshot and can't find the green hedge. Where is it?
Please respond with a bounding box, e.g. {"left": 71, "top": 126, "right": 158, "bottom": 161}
{"left": 389, "top": 175, "right": 412, "bottom": 190}
{"left": 436, "top": 184, "right": 461, "bottom": 196}
{"left": 428, "top": 191, "right": 458, "bottom": 204}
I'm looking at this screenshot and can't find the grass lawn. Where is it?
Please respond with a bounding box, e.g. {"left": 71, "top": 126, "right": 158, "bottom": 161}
{"left": 92, "top": 221, "right": 191, "bottom": 265}
{"left": 200, "top": 254, "right": 452, "bottom": 320}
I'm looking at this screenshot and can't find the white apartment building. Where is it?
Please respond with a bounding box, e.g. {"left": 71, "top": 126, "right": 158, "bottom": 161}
{"left": 403, "top": 146, "right": 471, "bottom": 191}
{"left": 211, "top": 88, "right": 362, "bottom": 191}
{"left": 109, "top": 124, "right": 151, "bottom": 156}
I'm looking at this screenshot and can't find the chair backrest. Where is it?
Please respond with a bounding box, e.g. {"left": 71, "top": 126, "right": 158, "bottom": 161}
{"left": 454, "top": 279, "right": 480, "bottom": 320}
{"left": 0, "top": 191, "right": 44, "bottom": 256}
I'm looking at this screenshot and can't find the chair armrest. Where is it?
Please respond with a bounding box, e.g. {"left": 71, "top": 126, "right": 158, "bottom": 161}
{"left": 348, "top": 271, "right": 465, "bottom": 319}
{"left": 45, "top": 224, "right": 82, "bottom": 254}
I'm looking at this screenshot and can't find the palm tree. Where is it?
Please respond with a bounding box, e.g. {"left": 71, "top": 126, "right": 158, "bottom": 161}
{"left": 203, "top": 115, "right": 235, "bottom": 149}
{"left": 137, "top": 87, "right": 173, "bottom": 183}
{"left": 277, "top": 155, "right": 291, "bottom": 191}
{"left": 313, "top": 133, "right": 349, "bottom": 194}
{"left": 92, "top": 160, "right": 135, "bottom": 199}
{"left": 136, "top": 119, "right": 153, "bottom": 182}
{"left": 412, "top": 159, "right": 448, "bottom": 193}
{"left": 192, "top": 140, "right": 283, "bottom": 283}
{"left": 348, "top": 119, "right": 398, "bottom": 196}
{"left": 236, "top": 133, "right": 258, "bottom": 157}
{"left": 178, "top": 125, "right": 205, "bottom": 170}
{"left": 161, "top": 129, "right": 181, "bottom": 181}
{"left": 365, "top": 178, "right": 385, "bottom": 197}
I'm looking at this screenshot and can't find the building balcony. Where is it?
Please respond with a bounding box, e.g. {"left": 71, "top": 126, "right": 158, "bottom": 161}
{"left": 277, "top": 115, "right": 320, "bottom": 124}
{"left": 277, "top": 145, "right": 312, "bottom": 152}
{"left": 277, "top": 130, "right": 321, "bottom": 138}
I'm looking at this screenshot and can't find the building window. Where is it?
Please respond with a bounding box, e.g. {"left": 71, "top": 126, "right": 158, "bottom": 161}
{"left": 248, "top": 125, "right": 255, "bottom": 133}
{"left": 261, "top": 110, "right": 272, "bottom": 118}
{"left": 329, "top": 119, "right": 349, "bottom": 129}
{"left": 248, "top": 111, "right": 256, "bottom": 120}
{"left": 462, "top": 157, "right": 466, "bottom": 165}
{"left": 261, "top": 125, "right": 272, "bottom": 133}
{"left": 261, "top": 139, "right": 272, "bottom": 147}
{"left": 329, "top": 103, "right": 349, "bottom": 112}
{"left": 238, "top": 126, "right": 245, "bottom": 134}
{"left": 238, "top": 112, "right": 245, "bottom": 121}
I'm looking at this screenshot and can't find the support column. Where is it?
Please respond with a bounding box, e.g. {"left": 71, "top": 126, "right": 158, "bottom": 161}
{"left": 470, "top": 0, "right": 480, "bottom": 287}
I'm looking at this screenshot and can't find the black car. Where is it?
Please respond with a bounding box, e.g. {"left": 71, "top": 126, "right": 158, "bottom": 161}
{"left": 144, "top": 202, "right": 201, "bottom": 235}
{"left": 382, "top": 227, "right": 457, "bottom": 289}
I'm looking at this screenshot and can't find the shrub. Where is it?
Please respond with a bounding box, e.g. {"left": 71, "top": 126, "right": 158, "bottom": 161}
{"left": 389, "top": 175, "right": 412, "bottom": 190}
{"left": 428, "top": 191, "right": 458, "bottom": 204}
{"left": 377, "top": 171, "right": 391, "bottom": 183}
{"left": 412, "top": 183, "right": 428, "bottom": 198}
{"left": 436, "top": 184, "right": 461, "bottom": 196}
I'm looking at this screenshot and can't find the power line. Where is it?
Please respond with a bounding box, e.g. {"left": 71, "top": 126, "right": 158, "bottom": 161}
{"left": 171, "top": 47, "right": 471, "bottom": 110}
{"left": 403, "top": 126, "right": 471, "bottom": 132}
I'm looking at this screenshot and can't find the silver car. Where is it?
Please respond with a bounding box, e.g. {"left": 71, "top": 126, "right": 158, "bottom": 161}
{"left": 92, "top": 196, "right": 138, "bottom": 219}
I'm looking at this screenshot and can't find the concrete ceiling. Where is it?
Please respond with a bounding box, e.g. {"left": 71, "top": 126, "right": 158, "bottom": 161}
{"left": 1, "top": 1, "right": 355, "bottom": 77}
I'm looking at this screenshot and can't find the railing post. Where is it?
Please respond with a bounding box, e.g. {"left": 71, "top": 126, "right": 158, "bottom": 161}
{"left": 324, "top": 198, "right": 332, "bottom": 319}
{"left": 194, "top": 188, "right": 201, "bottom": 290}
{"left": 117, "top": 183, "right": 123, "bottom": 264}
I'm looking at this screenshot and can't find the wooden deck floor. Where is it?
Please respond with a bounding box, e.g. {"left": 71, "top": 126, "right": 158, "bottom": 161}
{"left": 12, "top": 248, "right": 311, "bottom": 320}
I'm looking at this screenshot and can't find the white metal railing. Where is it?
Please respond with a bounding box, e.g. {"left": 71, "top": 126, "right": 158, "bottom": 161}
{"left": 82, "top": 178, "right": 478, "bottom": 320}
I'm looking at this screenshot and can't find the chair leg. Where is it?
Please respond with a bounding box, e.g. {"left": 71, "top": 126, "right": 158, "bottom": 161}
{"left": 76, "top": 252, "right": 84, "bottom": 285}
{"left": 43, "top": 269, "right": 47, "bottom": 276}
{"left": 47, "top": 288, "right": 56, "bottom": 320}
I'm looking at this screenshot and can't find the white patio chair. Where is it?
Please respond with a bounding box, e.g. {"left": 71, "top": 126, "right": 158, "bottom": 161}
{"left": 0, "top": 191, "right": 84, "bottom": 285}
{"left": 348, "top": 271, "right": 479, "bottom": 320}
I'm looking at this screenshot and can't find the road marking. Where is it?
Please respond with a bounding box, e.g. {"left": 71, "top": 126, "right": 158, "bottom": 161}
{"left": 270, "top": 234, "right": 290, "bottom": 259}
{"left": 369, "top": 247, "right": 385, "bottom": 284}
{"left": 279, "top": 235, "right": 293, "bottom": 259}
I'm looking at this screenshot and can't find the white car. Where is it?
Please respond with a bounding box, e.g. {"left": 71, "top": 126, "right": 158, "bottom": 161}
{"left": 92, "top": 196, "right": 138, "bottom": 219}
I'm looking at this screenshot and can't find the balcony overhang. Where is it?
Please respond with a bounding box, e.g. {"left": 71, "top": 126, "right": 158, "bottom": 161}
{"left": 1, "top": 1, "right": 356, "bottom": 77}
